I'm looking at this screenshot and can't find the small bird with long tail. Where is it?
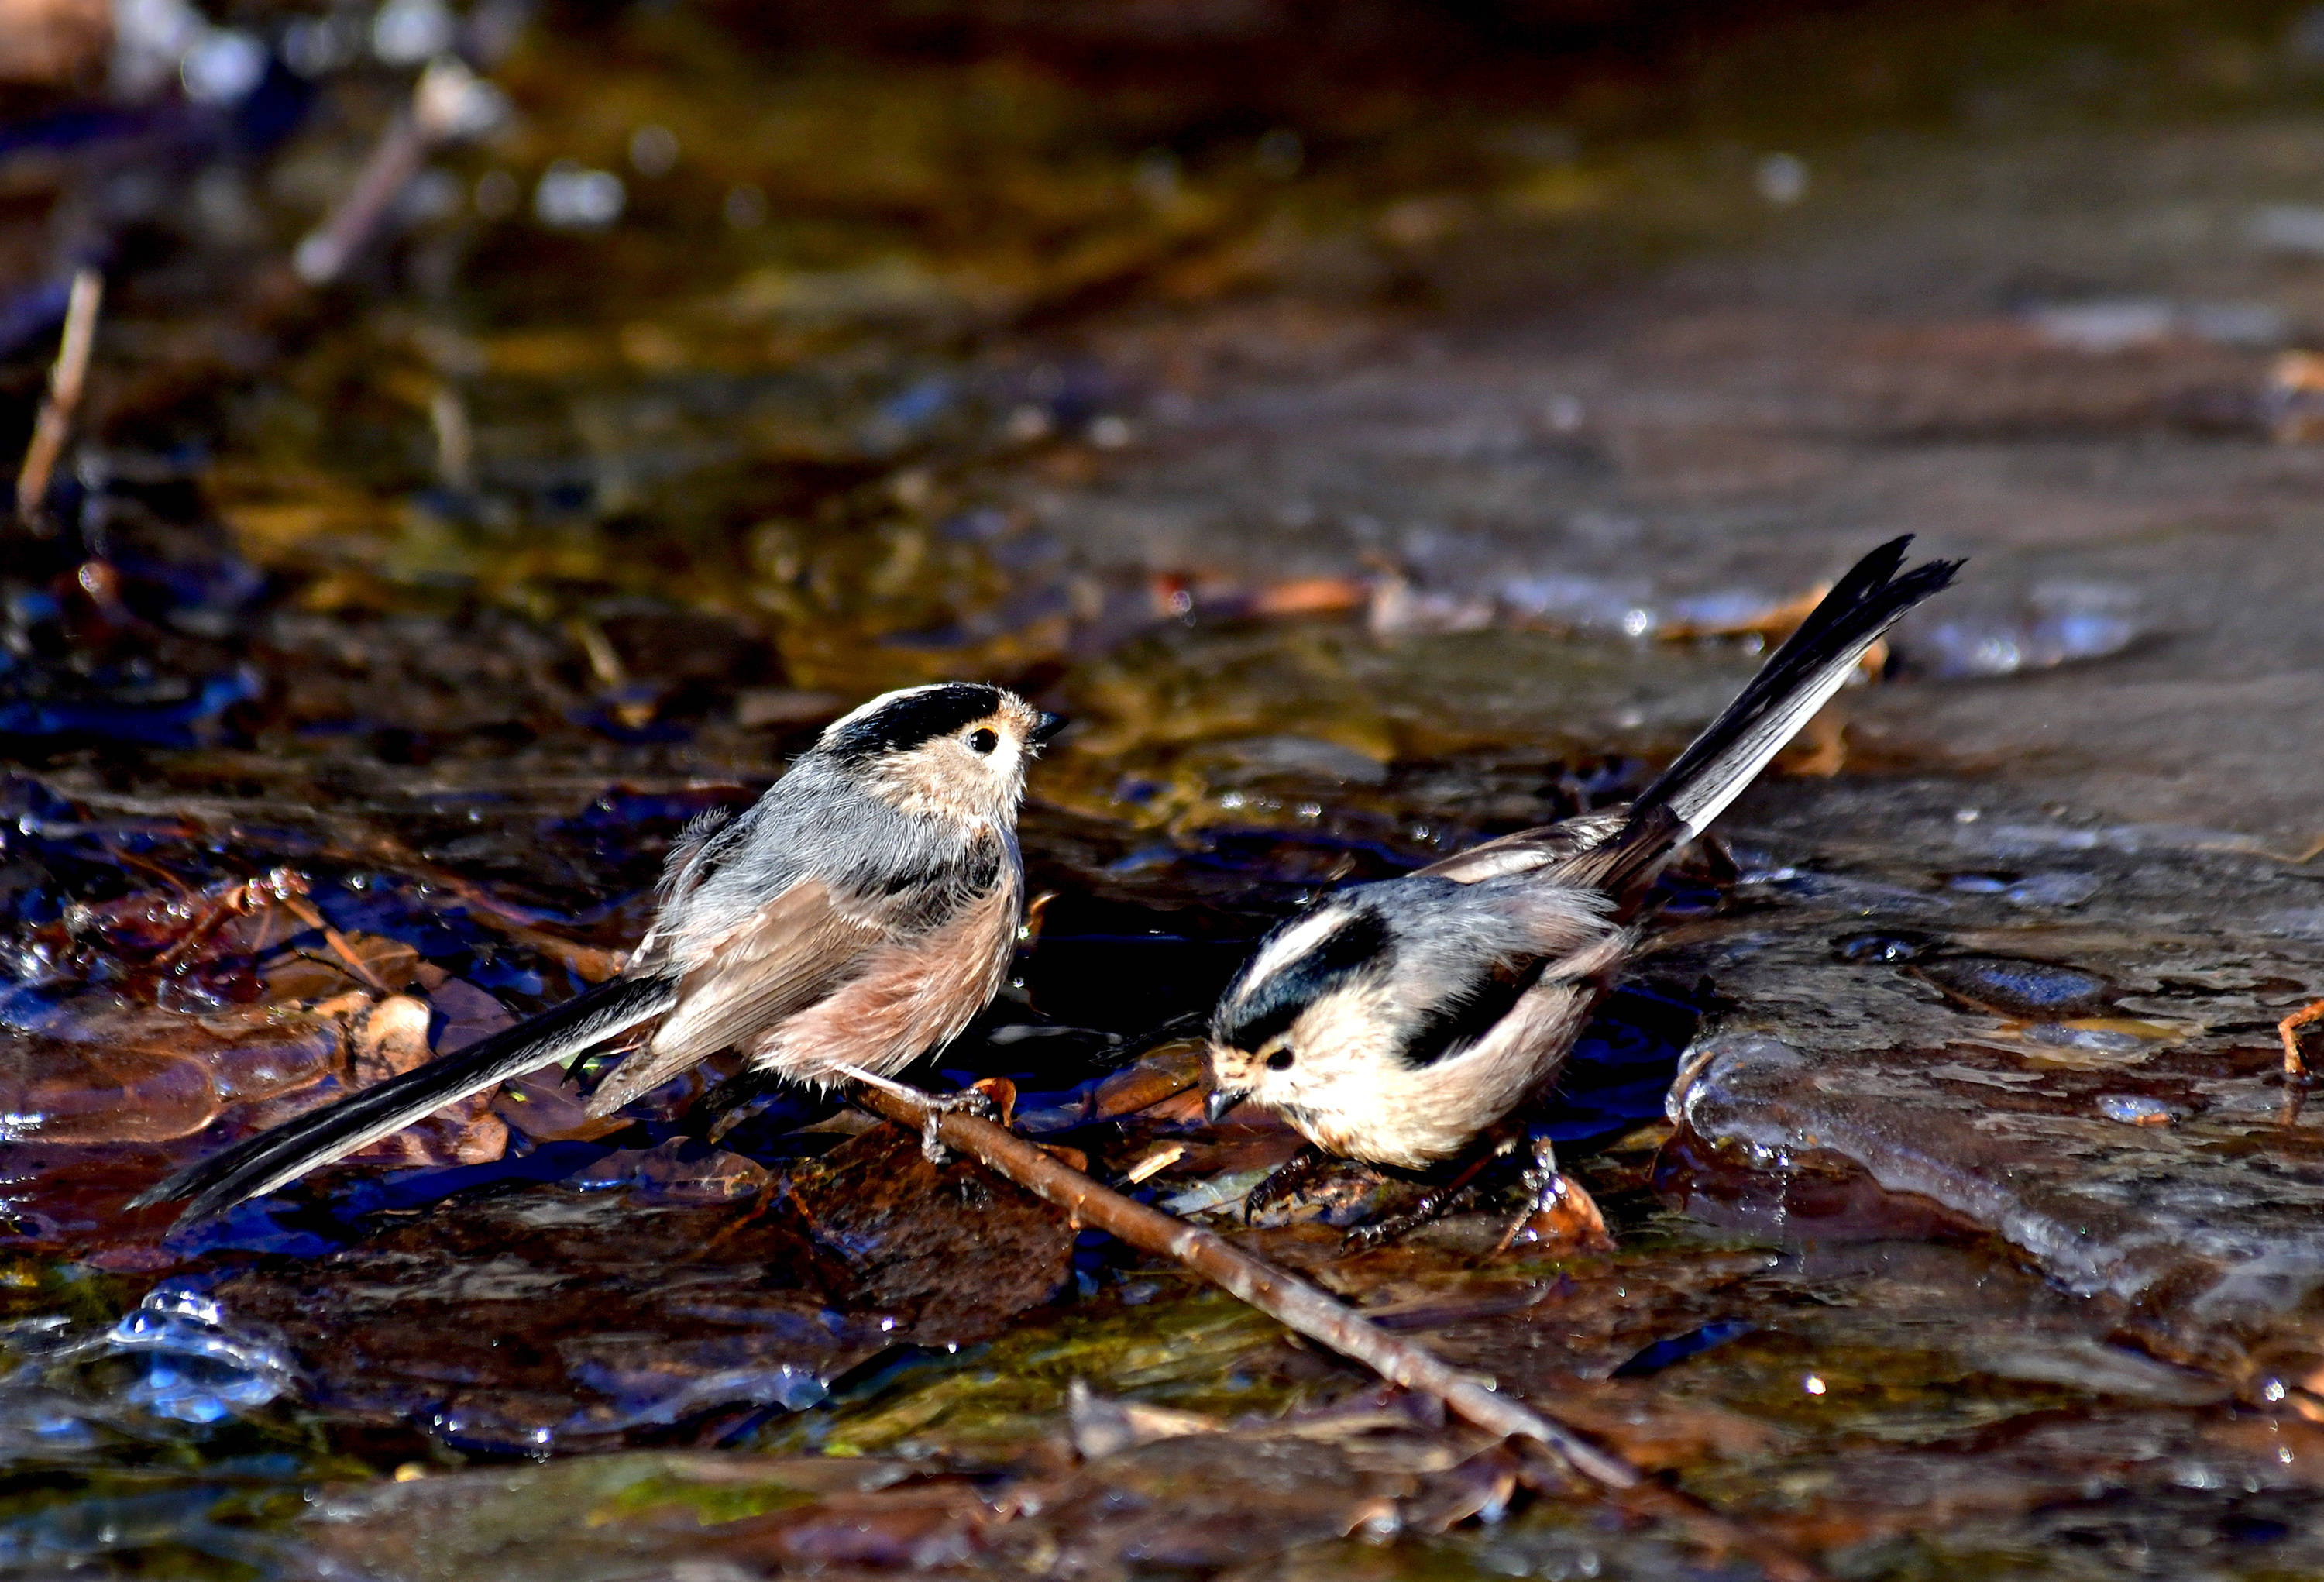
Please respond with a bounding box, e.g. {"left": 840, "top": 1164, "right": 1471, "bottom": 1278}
{"left": 1203, "top": 536, "right": 1959, "bottom": 1245}
{"left": 133, "top": 682, "right": 1064, "bottom": 1228}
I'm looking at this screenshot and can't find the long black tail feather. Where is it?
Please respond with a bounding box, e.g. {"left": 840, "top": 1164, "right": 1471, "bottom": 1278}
{"left": 129, "top": 972, "right": 679, "bottom": 1229}
{"left": 1573, "top": 535, "right": 1960, "bottom": 896}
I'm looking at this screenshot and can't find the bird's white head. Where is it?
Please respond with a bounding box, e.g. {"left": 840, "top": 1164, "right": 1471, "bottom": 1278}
{"left": 819, "top": 681, "right": 1064, "bottom": 827}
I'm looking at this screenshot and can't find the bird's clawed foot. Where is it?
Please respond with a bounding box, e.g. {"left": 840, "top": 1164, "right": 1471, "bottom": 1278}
{"left": 1334, "top": 1144, "right": 1509, "bottom": 1254}
{"left": 1324, "top": 1133, "right": 1616, "bottom": 1257}
{"left": 914, "top": 1086, "right": 1003, "bottom": 1164}
{"left": 1226, "top": 1133, "right": 1620, "bottom": 1255}
{"left": 1337, "top": 1178, "right": 1477, "bottom": 1254}
{"left": 834, "top": 1064, "right": 1002, "bottom": 1164}
{"left": 1243, "top": 1146, "right": 1330, "bottom": 1223}
{"left": 1494, "top": 1134, "right": 1615, "bottom": 1255}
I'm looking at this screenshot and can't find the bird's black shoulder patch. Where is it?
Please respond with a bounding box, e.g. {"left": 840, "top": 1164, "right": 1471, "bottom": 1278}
{"left": 827, "top": 683, "right": 1006, "bottom": 763}
{"left": 1393, "top": 954, "right": 1549, "bottom": 1068}
{"left": 1213, "top": 904, "right": 1392, "bottom": 1052}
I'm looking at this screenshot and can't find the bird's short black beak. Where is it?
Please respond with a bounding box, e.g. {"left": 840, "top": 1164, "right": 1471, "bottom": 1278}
{"left": 1204, "top": 1086, "right": 1248, "bottom": 1125}
{"left": 1031, "top": 710, "right": 1069, "bottom": 745}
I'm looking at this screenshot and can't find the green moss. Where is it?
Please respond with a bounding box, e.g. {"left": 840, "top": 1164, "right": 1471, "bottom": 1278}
{"left": 587, "top": 1469, "right": 819, "bottom": 1527}
{"left": 758, "top": 1283, "right": 1308, "bottom": 1460}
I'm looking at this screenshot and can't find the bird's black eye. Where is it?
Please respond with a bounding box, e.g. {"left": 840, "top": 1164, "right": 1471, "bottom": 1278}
{"left": 967, "top": 727, "right": 999, "bottom": 755}
{"left": 1267, "top": 1048, "right": 1294, "bottom": 1071}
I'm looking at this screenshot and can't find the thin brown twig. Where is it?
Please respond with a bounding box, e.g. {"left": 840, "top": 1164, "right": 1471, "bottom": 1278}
{"left": 294, "top": 45, "right": 516, "bottom": 287}
{"left": 15, "top": 267, "right": 104, "bottom": 526}
{"left": 293, "top": 108, "right": 431, "bottom": 287}
{"left": 274, "top": 892, "right": 394, "bottom": 992}
{"left": 848, "top": 1082, "right": 1824, "bottom": 1582}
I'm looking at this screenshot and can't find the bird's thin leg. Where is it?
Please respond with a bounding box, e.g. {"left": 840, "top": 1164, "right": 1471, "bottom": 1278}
{"left": 830, "top": 1063, "right": 999, "bottom": 1116}
{"left": 2281, "top": 1001, "right": 2324, "bottom": 1081}
{"left": 832, "top": 1064, "right": 999, "bottom": 1163}
{"left": 1338, "top": 1139, "right": 1518, "bottom": 1254}
{"left": 1494, "top": 1133, "right": 1613, "bottom": 1255}
{"left": 1242, "top": 1145, "right": 1329, "bottom": 1223}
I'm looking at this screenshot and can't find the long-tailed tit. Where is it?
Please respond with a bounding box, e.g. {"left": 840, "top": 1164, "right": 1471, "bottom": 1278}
{"left": 1203, "top": 537, "right": 1958, "bottom": 1240}
{"left": 134, "top": 682, "right": 1064, "bottom": 1227}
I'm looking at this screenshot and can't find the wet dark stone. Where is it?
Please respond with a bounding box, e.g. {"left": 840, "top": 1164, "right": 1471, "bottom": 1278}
{"left": 2221, "top": 1510, "right": 2292, "bottom": 1545}
{"left": 201, "top": 1137, "right": 1072, "bottom": 1456}
{"left": 1834, "top": 930, "right": 1929, "bottom": 965}
{"left": 1004, "top": 1436, "right": 1412, "bottom": 1571}
{"left": 0, "top": 1038, "right": 221, "bottom": 1144}
{"left": 208, "top": 1192, "right": 874, "bottom": 1453}
{"left": 1913, "top": 954, "right": 2119, "bottom": 1018}
{"left": 1611, "top": 1319, "right": 1755, "bottom": 1378}
{"left": 785, "top": 1123, "right": 1076, "bottom": 1340}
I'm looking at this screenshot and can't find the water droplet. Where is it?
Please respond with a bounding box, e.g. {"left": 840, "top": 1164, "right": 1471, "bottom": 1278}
{"left": 1755, "top": 152, "right": 1809, "bottom": 205}
{"left": 535, "top": 163, "right": 626, "bottom": 230}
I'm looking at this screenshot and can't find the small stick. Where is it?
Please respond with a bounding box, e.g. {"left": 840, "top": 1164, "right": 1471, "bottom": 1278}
{"left": 276, "top": 892, "right": 395, "bottom": 992}
{"left": 2281, "top": 999, "right": 2322, "bottom": 1079}
{"left": 15, "top": 267, "right": 104, "bottom": 525}
{"left": 294, "top": 55, "right": 501, "bottom": 287}
{"left": 848, "top": 1082, "right": 1824, "bottom": 1580}
{"left": 294, "top": 109, "right": 430, "bottom": 287}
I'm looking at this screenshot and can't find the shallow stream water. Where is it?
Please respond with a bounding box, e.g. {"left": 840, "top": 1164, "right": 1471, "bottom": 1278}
{"left": 13, "top": 3, "right": 2324, "bottom": 1577}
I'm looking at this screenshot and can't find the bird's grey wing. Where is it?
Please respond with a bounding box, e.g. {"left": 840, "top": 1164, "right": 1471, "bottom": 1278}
{"left": 1379, "top": 872, "right": 1628, "bottom": 1064}
{"left": 1415, "top": 927, "right": 1638, "bottom": 1127}
{"left": 1411, "top": 806, "right": 1630, "bottom": 883}
{"left": 584, "top": 877, "right": 886, "bottom": 1115}
{"left": 623, "top": 806, "right": 738, "bottom": 974}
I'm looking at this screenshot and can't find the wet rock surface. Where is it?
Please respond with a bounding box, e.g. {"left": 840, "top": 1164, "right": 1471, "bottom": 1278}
{"left": 18, "top": 1, "right": 2324, "bottom": 1577}
{"left": 195, "top": 1126, "right": 1074, "bottom": 1455}
{"left": 1667, "top": 785, "right": 2324, "bottom": 1370}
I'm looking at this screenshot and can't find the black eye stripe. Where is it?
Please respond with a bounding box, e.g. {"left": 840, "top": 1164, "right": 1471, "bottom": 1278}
{"left": 827, "top": 683, "right": 1008, "bottom": 761}
{"left": 1212, "top": 906, "right": 1392, "bottom": 1054}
